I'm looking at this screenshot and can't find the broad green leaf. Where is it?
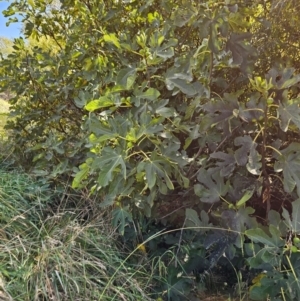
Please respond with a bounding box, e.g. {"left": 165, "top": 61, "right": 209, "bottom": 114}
{"left": 247, "top": 147, "right": 262, "bottom": 175}
{"left": 165, "top": 77, "right": 201, "bottom": 96}
{"left": 245, "top": 226, "right": 284, "bottom": 248}
{"left": 210, "top": 151, "right": 236, "bottom": 177}
{"left": 268, "top": 208, "right": 292, "bottom": 237}
{"left": 144, "top": 160, "right": 174, "bottom": 190}
{"left": 209, "top": 21, "right": 221, "bottom": 54}
{"left": 236, "top": 189, "right": 254, "bottom": 208}
{"left": 226, "top": 33, "right": 256, "bottom": 72}
{"left": 103, "top": 33, "right": 120, "bottom": 48}
{"left": 278, "top": 100, "right": 300, "bottom": 132}
{"left": 86, "top": 116, "right": 116, "bottom": 136}
{"left": 112, "top": 206, "right": 132, "bottom": 235}
{"left": 126, "top": 128, "right": 138, "bottom": 143}
{"left": 172, "top": 7, "right": 196, "bottom": 27}
{"left": 234, "top": 136, "right": 254, "bottom": 166}
{"left": 74, "top": 91, "right": 92, "bottom": 108}
{"left": 97, "top": 165, "right": 115, "bottom": 187}
{"left": 185, "top": 208, "right": 201, "bottom": 229}
{"left": 85, "top": 97, "right": 114, "bottom": 111}
{"left": 282, "top": 198, "right": 300, "bottom": 233}
{"left": 51, "top": 160, "right": 69, "bottom": 177}
{"left": 185, "top": 209, "right": 211, "bottom": 232}
{"left": 268, "top": 210, "right": 282, "bottom": 228}
{"left": 291, "top": 198, "right": 300, "bottom": 233}
{"left": 156, "top": 107, "right": 175, "bottom": 117}
{"left": 89, "top": 133, "right": 117, "bottom": 143}
{"left": 99, "top": 193, "right": 116, "bottom": 208}
{"left": 93, "top": 148, "right": 126, "bottom": 187}
{"left": 72, "top": 164, "right": 89, "bottom": 188}
{"left": 134, "top": 87, "right": 160, "bottom": 101}
{"left": 28, "top": 0, "right": 35, "bottom": 8}
{"left": 116, "top": 67, "right": 136, "bottom": 89}
{"left": 249, "top": 277, "right": 277, "bottom": 301}
{"left": 267, "top": 67, "right": 300, "bottom": 89}
{"left": 274, "top": 143, "right": 300, "bottom": 196}
{"left": 203, "top": 93, "right": 239, "bottom": 130}
{"left": 195, "top": 168, "right": 229, "bottom": 203}
{"left": 155, "top": 47, "right": 174, "bottom": 59}
{"left": 282, "top": 207, "right": 293, "bottom": 230}
{"left": 137, "top": 152, "right": 174, "bottom": 191}
{"left": 83, "top": 58, "right": 93, "bottom": 71}
{"left": 85, "top": 93, "right": 130, "bottom": 112}
{"left": 234, "top": 207, "right": 257, "bottom": 235}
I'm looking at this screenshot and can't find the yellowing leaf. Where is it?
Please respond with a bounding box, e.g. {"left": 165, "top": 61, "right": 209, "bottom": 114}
{"left": 103, "top": 33, "right": 120, "bottom": 48}
{"left": 85, "top": 98, "right": 114, "bottom": 111}
{"left": 137, "top": 243, "right": 147, "bottom": 254}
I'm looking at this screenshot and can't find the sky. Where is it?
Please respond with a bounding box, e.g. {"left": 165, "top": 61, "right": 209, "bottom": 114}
{"left": 0, "top": 1, "right": 22, "bottom": 39}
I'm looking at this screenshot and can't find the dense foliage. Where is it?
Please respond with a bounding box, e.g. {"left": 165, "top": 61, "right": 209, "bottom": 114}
{"left": 2, "top": 0, "right": 300, "bottom": 299}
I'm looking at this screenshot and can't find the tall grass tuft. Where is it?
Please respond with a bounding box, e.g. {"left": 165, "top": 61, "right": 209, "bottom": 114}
{"left": 0, "top": 168, "right": 156, "bottom": 301}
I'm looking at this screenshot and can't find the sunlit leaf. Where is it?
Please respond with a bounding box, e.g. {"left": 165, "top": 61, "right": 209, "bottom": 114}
{"left": 103, "top": 33, "right": 120, "bottom": 48}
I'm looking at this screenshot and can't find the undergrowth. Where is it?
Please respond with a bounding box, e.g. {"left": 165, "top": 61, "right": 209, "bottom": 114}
{"left": 1, "top": 164, "right": 299, "bottom": 301}
{"left": 0, "top": 166, "right": 157, "bottom": 301}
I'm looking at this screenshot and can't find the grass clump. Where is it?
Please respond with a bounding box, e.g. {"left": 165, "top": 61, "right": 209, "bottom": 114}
{"left": 0, "top": 168, "right": 156, "bottom": 301}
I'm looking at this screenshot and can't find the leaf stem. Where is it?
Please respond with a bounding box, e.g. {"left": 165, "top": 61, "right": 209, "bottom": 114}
{"left": 265, "top": 145, "right": 282, "bottom": 156}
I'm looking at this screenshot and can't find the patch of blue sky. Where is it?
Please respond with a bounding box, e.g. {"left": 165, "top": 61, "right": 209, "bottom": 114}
{"left": 0, "top": 1, "right": 22, "bottom": 39}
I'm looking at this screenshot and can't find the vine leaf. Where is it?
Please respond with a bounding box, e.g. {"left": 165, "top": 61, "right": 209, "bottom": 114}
{"left": 195, "top": 168, "right": 229, "bottom": 203}
{"left": 274, "top": 143, "right": 300, "bottom": 196}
